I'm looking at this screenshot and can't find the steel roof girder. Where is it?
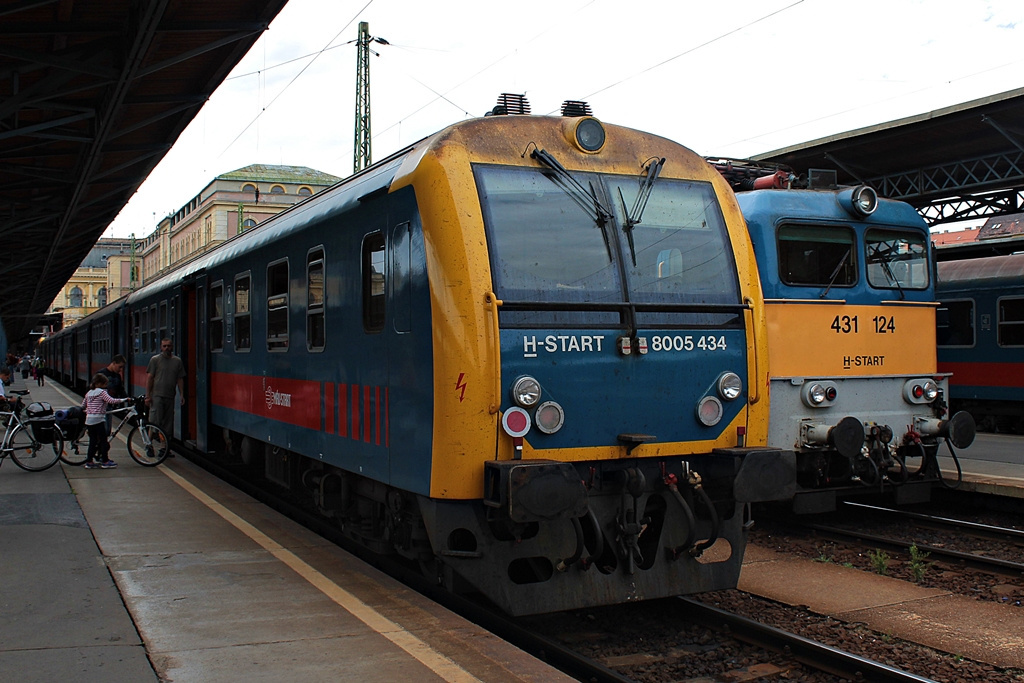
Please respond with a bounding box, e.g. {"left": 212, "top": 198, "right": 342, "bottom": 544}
{"left": 870, "top": 150, "right": 1024, "bottom": 200}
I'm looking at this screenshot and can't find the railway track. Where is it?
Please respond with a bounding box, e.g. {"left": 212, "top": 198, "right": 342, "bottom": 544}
{"left": 678, "top": 598, "right": 935, "bottom": 683}
{"left": 843, "top": 501, "right": 1024, "bottom": 545}
{"left": 800, "top": 501, "right": 1024, "bottom": 576}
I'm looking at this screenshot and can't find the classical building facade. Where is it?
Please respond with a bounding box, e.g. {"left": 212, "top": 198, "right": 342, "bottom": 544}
{"left": 49, "top": 238, "right": 135, "bottom": 325}
{"left": 140, "top": 164, "right": 340, "bottom": 282}
{"left": 52, "top": 165, "right": 339, "bottom": 328}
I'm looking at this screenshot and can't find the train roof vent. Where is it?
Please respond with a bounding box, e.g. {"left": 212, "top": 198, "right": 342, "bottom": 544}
{"left": 561, "top": 100, "right": 592, "bottom": 117}
{"left": 487, "top": 93, "right": 531, "bottom": 116}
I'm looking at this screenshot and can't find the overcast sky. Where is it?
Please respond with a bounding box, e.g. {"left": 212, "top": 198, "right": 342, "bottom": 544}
{"left": 103, "top": 0, "right": 1024, "bottom": 238}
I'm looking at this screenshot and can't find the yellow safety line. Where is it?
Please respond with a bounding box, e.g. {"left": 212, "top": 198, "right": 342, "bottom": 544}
{"left": 158, "top": 466, "right": 482, "bottom": 683}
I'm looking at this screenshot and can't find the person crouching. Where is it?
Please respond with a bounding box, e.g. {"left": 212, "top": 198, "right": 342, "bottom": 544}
{"left": 82, "top": 373, "right": 127, "bottom": 469}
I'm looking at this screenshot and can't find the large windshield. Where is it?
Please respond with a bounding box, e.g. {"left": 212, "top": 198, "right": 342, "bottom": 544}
{"left": 865, "top": 228, "right": 929, "bottom": 291}
{"left": 476, "top": 164, "right": 740, "bottom": 327}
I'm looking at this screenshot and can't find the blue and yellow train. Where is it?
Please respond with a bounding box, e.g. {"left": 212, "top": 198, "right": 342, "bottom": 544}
{"left": 42, "top": 98, "right": 793, "bottom": 615}
{"left": 712, "top": 161, "right": 974, "bottom": 513}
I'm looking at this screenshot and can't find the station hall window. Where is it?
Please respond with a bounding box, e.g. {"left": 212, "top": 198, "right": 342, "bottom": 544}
{"left": 267, "top": 260, "right": 289, "bottom": 350}
{"left": 234, "top": 273, "right": 251, "bottom": 351}
{"left": 362, "top": 233, "right": 385, "bottom": 332}
{"left": 307, "top": 248, "right": 325, "bottom": 351}
{"left": 210, "top": 283, "right": 224, "bottom": 352}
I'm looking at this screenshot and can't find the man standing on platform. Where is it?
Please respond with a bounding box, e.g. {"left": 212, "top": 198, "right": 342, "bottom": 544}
{"left": 145, "top": 339, "right": 185, "bottom": 445}
{"left": 99, "top": 354, "right": 127, "bottom": 435}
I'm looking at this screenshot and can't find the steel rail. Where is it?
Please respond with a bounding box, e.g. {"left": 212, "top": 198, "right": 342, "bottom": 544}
{"left": 804, "top": 522, "right": 1024, "bottom": 576}
{"left": 677, "top": 597, "right": 937, "bottom": 683}
{"left": 843, "top": 500, "right": 1024, "bottom": 544}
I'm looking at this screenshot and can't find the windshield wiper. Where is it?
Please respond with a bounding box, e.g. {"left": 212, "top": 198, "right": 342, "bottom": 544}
{"left": 869, "top": 243, "right": 906, "bottom": 300}
{"left": 530, "top": 148, "right": 614, "bottom": 227}
{"left": 820, "top": 248, "right": 850, "bottom": 299}
{"left": 617, "top": 157, "right": 665, "bottom": 266}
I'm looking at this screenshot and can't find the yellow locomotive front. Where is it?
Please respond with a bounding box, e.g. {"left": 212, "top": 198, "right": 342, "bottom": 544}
{"left": 388, "top": 99, "right": 793, "bottom": 614}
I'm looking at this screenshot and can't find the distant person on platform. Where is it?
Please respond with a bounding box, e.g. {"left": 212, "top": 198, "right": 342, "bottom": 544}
{"left": 145, "top": 339, "right": 185, "bottom": 444}
{"left": 31, "top": 356, "right": 45, "bottom": 386}
{"left": 98, "top": 354, "right": 127, "bottom": 434}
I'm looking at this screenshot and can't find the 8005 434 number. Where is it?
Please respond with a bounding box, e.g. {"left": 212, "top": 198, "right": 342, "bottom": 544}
{"left": 650, "top": 335, "right": 727, "bottom": 352}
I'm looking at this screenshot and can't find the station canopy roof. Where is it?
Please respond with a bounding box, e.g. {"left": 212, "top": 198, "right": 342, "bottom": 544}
{"left": 754, "top": 87, "right": 1024, "bottom": 231}
{"left": 0, "top": 0, "right": 288, "bottom": 342}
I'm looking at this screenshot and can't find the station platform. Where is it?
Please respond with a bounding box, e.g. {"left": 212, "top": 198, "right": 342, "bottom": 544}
{"left": 937, "top": 446, "right": 1024, "bottom": 499}
{"left": 0, "top": 377, "right": 572, "bottom": 683}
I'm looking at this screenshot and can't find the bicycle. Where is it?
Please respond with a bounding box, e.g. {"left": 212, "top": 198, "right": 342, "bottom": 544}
{"left": 0, "top": 390, "right": 64, "bottom": 471}
{"left": 59, "top": 395, "right": 169, "bottom": 467}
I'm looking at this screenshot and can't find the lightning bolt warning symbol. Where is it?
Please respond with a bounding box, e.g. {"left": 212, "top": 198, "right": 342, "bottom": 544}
{"left": 455, "top": 372, "right": 468, "bottom": 402}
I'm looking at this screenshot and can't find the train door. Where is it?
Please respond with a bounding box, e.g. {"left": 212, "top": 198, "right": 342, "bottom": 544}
{"left": 333, "top": 219, "right": 392, "bottom": 484}
{"left": 386, "top": 217, "right": 428, "bottom": 491}
{"left": 181, "top": 277, "right": 207, "bottom": 450}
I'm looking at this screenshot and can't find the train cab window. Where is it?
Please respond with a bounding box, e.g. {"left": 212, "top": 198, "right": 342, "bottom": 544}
{"left": 235, "top": 273, "right": 251, "bottom": 351}
{"left": 210, "top": 283, "right": 224, "bottom": 352}
{"left": 149, "top": 305, "right": 157, "bottom": 350}
{"left": 307, "top": 248, "right": 325, "bottom": 350}
{"left": 133, "top": 311, "right": 141, "bottom": 352}
{"left": 865, "top": 229, "right": 929, "bottom": 290}
{"left": 937, "top": 299, "right": 974, "bottom": 347}
{"left": 363, "top": 234, "right": 385, "bottom": 332}
{"left": 998, "top": 297, "right": 1024, "bottom": 347}
{"left": 267, "top": 260, "right": 289, "bottom": 350}
{"left": 777, "top": 225, "right": 856, "bottom": 287}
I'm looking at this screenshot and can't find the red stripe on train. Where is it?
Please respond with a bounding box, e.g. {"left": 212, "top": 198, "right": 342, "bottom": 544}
{"left": 209, "top": 372, "right": 389, "bottom": 442}
{"left": 939, "top": 361, "right": 1024, "bottom": 387}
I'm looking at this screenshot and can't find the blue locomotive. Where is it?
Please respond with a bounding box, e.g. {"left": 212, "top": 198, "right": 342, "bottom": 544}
{"left": 42, "top": 98, "right": 794, "bottom": 615}
{"left": 711, "top": 161, "right": 974, "bottom": 512}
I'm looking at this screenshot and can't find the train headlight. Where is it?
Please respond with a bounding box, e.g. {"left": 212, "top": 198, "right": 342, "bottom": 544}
{"left": 838, "top": 185, "right": 878, "bottom": 217}
{"left": 568, "top": 117, "right": 606, "bottom": 153}
{"left": 801, "top": 380, "right": 839, "bottom": 408}
{"left": 535, "top": 401, "right": 565, "bottom": 434}
{"left": 903, "top": 378, "right": 940, "bottom": 404}
{"left": 511, "top": 376, "right": 542, "bottom": 407}
{"left": 696, "top": 396, "right": 724, "bottom": 427}
{"left": 717, "top": 372, "right": 742, "bottom": 401}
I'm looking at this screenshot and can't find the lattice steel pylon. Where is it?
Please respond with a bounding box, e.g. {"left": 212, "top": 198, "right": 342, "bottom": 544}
{"left": 354, "top": 22, "right": 389, "bottom": 174}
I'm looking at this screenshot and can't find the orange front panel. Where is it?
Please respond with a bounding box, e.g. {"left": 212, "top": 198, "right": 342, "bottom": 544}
{"left": 766, "top": 301, "right": 938, "bottom": 377}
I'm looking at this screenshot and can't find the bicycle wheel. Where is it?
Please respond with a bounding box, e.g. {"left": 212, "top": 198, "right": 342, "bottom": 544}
{"left": 9, "top": 424, "right": 63, "bottom": 472}
{"left": 59, "top": 431, "right": 88, "bottom": 466}
{"left": 127, "top": 424, "right": 169, "bottom": 466}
